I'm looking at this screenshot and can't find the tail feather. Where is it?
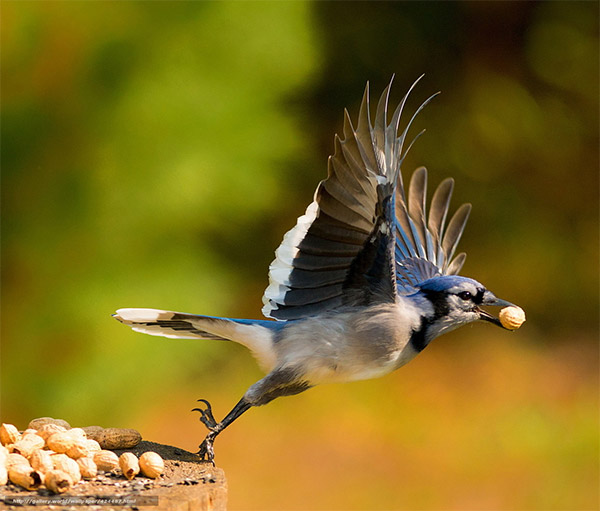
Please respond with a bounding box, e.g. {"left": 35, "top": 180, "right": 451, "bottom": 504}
{"left": 114, "top": 308, "right": 230, "bottom": 340}
{"left": 113, "top": 308, "right": 280, "bottom": 372}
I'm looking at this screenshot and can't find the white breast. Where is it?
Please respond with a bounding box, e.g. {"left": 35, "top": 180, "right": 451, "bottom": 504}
{"left": 275, "top": 301, "right": 424, "bottom": 385}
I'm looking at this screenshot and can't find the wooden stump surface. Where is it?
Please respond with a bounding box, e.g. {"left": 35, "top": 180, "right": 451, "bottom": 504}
{"left": 1, "top": 441, "right": 227, "bottom": 511}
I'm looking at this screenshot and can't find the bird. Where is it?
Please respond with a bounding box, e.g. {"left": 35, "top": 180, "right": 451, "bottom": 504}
{"left": 113, "top": 76, "right": 524, "bottom": 462}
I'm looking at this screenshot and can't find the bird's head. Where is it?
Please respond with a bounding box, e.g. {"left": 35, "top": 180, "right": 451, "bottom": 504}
{"left": 414, "top": 275, "right": 520, "bottom": 340}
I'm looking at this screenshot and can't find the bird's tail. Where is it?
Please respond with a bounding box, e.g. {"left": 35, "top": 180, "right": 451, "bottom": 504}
{"left": 113, "top": 308, "right": 280, "bottom": 372}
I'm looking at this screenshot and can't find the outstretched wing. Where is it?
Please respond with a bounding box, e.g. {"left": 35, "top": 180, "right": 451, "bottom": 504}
{"left": 262, "top": 76, "right": 437, "bottom": 320}
{"left": 394, "top": 167, "right": 472, "bottom": 294}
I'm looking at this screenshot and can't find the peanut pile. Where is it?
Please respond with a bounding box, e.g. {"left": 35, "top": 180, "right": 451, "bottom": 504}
{"left": 0, "top": 417, "right": 164, "bottom": 494}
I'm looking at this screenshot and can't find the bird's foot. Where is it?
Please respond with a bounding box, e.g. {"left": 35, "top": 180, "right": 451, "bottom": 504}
{"left": 197, "top": 431, "right": 217, "bottom": 464}
{"left": 192, "top": 398, "right": 218, "bottom": 431}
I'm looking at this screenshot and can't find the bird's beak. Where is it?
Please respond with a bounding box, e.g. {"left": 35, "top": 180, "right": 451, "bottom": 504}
{"left": 477, "top": 291, "right": 515, "bottom": 329}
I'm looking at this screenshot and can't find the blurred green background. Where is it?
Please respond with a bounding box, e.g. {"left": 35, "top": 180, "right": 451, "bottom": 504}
{"left": 2, "top": 1, "right": 598, "bottom": 510}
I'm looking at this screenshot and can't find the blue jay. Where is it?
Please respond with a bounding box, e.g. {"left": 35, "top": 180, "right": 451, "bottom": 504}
{"left": 114, "top": 77, "right": 524, "bottom": 462}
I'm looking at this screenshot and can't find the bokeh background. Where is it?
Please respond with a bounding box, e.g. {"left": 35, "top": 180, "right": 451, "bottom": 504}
{"left": 2, "top": 2, "right": 598, "bottom": 510}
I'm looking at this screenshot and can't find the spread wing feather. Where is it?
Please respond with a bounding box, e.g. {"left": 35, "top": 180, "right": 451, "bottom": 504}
{"left": 394, "top": 170, "right": 471, "bottom": 292}
{"left": 262, "top": 76, "right": 472, "bottom": 320}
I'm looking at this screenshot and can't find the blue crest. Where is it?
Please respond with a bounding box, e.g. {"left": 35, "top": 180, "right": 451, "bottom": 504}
{"left": 417, "top": 275, "right": 483, "bottom": 293}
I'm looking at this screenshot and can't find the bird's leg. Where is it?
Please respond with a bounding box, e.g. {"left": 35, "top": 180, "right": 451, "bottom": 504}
{"left": 193, "top": 368, "right": 312, "bottom": 462}
{"left": 193, "top": 397, "right": 252, "bottom": 463}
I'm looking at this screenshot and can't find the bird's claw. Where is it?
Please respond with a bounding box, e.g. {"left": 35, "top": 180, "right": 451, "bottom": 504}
{"left": 192, "top": 398, "right": 218, "bottom": 431}
{"left": 193, "top": 399, "right": 219, "bottom": 463}
{"left": 197, "top": 432, "right": 216, "bottom": 464}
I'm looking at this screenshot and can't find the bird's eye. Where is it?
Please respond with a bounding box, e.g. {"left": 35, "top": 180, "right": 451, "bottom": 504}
{"left": 458, "top": 291, "right": 472, "bottom": 301}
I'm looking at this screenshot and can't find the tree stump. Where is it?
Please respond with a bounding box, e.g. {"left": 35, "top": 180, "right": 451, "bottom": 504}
{"left": 1, "top": 441, "right": 227, "bottom": 511}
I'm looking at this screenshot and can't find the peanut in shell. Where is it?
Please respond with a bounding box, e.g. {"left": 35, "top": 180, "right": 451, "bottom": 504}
{"left": 8, "top": 464, "right": 42, "bottom": 490}
{"left": 499, "top": 305, "right": 526, "bottom": 330}
{"left": 68, "top": 428, "right": 87, "bottom": 439}
{"left": 6, "top": 453, "right": 30, "bottom": 470}
{"left": 37, "top": 424, "right": 67, "bottom": 442}
{"left": 46, "top": 431, "right": 75, "bottom": 454}
{"left": 99, "top": 428, "right": 142, "bottom": 449}
{"left": 11, "top": 434, "right": 44, "bottom": 458}
{"left": 119, "top": 452, "right": 140, "bottom": 480}
{"left": 30, "top": 449, "right": 54, "bottom": 474}
{"left": 139, "top": 451, "right": 164, "bottom": 479}
{"left": 93, "top": 450, "right": 119, "bottom": 472}
{"left": 52, "top": 454, "right": 81, "bottom": 483}
{"left": 76, "top": 457, "right": 98, "bottom": 479}
{"left": 85, "top": 439, "right": 101, "bottom": 453}
{"left": 0, "top": 424, "right": 20, "bottom": 446}
{"left": 0, "top": 444, "right": 9, "bottom": 463}
{"left": 66, "top": 437, "right": 91, "bottom": 459}
{"left": 44, "top": 469, "right": 73, "bottom": 494}
{"left": 28, "top": 417, "right": 71, "bottom": 431}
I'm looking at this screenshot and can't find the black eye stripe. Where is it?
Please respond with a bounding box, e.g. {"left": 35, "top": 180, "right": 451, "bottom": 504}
{"left": 474, "top": 288, "right": 485, "bottom": 304}
{"left": 456, "top": 287, "right": 486, "bottom": 303}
